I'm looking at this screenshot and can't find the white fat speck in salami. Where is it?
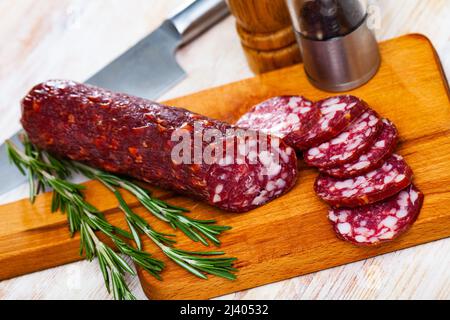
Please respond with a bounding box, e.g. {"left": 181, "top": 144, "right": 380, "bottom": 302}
{"left": 235, "top": 96, "right": 319, "bottom": 148}
{"left": 293, "top": 95, "right": 368, "bottom": 150}
{"left": 315, "top": 154, "right": 413, "bottom": 207}
{"left": 329, "top": 185, "right": 424, "bottom": 245}
{"left": 305, "top": 110, "right": 381, "bottom": 168}
{"left": 322, "top": 119, "right": 399, "bottom": 178}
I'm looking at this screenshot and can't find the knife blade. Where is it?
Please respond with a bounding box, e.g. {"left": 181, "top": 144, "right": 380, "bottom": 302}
{"left": 0, "top": 0, "right": 229, "bottom": 196}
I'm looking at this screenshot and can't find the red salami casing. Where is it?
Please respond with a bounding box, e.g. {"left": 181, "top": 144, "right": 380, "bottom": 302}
{"left": 21, "top": 80, "right": 298, "bottom": 212}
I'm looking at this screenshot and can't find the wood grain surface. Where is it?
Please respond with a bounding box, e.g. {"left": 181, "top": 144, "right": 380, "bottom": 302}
{"left": 235, "top": 24, "right": 297, "bottom": 51}
{"left": 0, "top": 0, "right": 449, "bottom": 300}
{"left": 0, "top": 34, "right": 449, "bottom": 299}
{"left": 227, "top": 0, "right": 301, "bottom": 73}
{"left": 226, "top": 0, "right": 292, "bottom": 33}
{"left": 240, "top": 41, "right": 302, "bottom": 74}
{"left": 138, "top": 34, "right": 450, "bottom": 299}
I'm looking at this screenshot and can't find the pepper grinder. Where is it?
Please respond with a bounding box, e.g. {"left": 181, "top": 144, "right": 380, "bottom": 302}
{"left": 226, "top": 0, "right": 302, "bottom": 74}
{"left": 286, "top": 0, "right": 380, "bottom": 91}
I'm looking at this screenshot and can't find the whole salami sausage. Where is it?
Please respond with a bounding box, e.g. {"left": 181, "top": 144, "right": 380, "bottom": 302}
{"left": 328, "top": 185, "right": 423, "bottom": 245}
{"left": 21, "top": 80, "right": 298, "bottom": 212}
{"left": 314, "top": 154, "right": 413, "bottom": 208}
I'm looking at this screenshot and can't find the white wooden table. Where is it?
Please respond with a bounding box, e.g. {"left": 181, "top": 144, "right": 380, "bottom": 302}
{"left": 0, "top": 0, "right": 449, "bottom": 300}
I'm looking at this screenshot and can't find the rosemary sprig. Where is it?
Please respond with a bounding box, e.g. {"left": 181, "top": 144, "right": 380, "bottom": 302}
{"left": 6, "top": 136, "right": 237, "bottom": 298}
{"left": 114, "top": 189, "right": 237, "bottom": 280}
{"left": 66, "top": 162, "right": 236, "bottom": 279}
{"left": 72, "top": 162, "right": 231, "bottom": 247}
{"left": 6, "top": 139, "right": 164, "bottom": 300}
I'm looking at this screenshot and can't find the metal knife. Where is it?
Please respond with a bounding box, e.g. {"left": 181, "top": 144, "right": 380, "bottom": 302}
{"left": 0, "top": 0, "right": 229, "bottom": 196}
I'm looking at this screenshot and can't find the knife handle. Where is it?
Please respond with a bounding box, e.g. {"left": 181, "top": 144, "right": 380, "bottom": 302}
{"left": 169, "top": 0, "right": 230, "bottom": 45}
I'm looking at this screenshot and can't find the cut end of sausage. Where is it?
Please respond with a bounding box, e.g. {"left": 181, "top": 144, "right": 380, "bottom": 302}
{"left": 206, "top": 133, "right": 298, "bottom": 212}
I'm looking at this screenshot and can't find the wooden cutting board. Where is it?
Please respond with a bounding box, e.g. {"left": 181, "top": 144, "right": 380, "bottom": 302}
{"left": 0, "top": 34, "right": 449, "bottom": 300}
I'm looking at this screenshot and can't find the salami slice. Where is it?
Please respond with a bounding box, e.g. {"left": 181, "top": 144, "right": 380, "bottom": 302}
{"left": 21, "top": 80, "right": 299, "bottom": 212}
{"left": 328, "top": 185, "right": 423, "bottom": 245}
{"left": 235, "top": 96, "right": 319, "bottom": 147}
{"left": 314, "top": 154, "right": 413, "bottom": 207}
{"left": 322, "top": 119, "right": 398, "bottom": 178}
{"left": 293, "top": 95, "right": 368, "bottom": 150}
{"left": 305, "top": 110, "right": 381, "bottom": 169}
